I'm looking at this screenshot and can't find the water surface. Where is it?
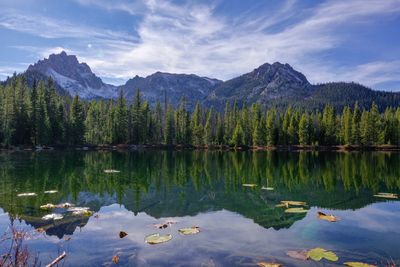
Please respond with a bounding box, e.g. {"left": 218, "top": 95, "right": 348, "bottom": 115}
{"left": 0, "top": 151, "right": 399, "bottom": 266}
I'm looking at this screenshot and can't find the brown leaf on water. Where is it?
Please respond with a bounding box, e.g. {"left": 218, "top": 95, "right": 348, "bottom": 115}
{"left": 286, "top": 250, "right": 308, "bottom": 261}
{"left": 36, "top": 228, "right": 45, "bottom": 233}
{"left": 257, "top": 262, "right": 283, "bottom": 267}
{"left": 154, "top": 223, "right": 169, "bottom": 229}
{"left": 119, "top": 231, "right": 128, "bottom": 238}
{"left": 317, "top": 211, "right": 340, "bottom": 222}
{"left": 112, "top": 255, "right": 120, "bottom": 264}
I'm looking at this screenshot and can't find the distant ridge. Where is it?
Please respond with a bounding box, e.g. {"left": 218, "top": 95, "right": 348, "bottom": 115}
{"left": 6, "top": 51, "right": 400, "bottom": 110}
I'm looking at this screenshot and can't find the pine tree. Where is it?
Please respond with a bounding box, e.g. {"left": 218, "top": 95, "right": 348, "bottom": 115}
{"left": 231, "top": 122, "right": 244, "bottom": 147}
{"left": 191, "top": 102, "right": 203, "bottom": 146}
{"left": 114, "top": 90, "right": 129, "bottom": 143}
{"left": 340, "top": 106, "right": 352, "bottom": 145}
{"left": 69, "top": 95, "right": 85, "bottom": 145}
{"left": 351, "top": 102, "right": 361, "bottom": 145}
{"left": 298, "top": 113, "right": 311, "bottom": 145}
{"left": 164, "top": 105, "right": 175, "bottom": 145}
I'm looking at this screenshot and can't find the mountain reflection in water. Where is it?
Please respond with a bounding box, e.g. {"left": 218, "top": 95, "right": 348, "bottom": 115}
{"left": 0, "top": 151, "right": 399, "bottom": 266}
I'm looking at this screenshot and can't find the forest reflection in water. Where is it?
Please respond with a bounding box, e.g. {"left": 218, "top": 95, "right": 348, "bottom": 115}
{"left": 0, "top": 150, "right": 399, "bottom": 266}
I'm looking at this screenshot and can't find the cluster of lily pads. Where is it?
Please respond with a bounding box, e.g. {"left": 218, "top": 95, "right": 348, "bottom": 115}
{"left": 118, "top": 221, "right": 200, "bottom": 246}
{"left": 243, "top": 184, "right": 380, "bottom": 266}
{"left": 40, "top": 203, "right": 94, "bottom": 220}
{"left": 17, "top": 190, "right": 94, "bottom": 221}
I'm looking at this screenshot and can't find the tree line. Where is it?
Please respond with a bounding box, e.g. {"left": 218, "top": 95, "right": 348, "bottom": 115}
{"left": 1, "top": 76, "right": 399, "bottom": 147}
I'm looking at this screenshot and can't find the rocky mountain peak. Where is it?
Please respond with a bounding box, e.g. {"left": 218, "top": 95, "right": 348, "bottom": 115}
{"left": 26, "top": 51, "right": 117, "bottom": 98}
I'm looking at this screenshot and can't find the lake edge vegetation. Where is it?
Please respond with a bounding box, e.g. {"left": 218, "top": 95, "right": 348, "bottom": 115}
{"left": 1, "top": 76, "right": 400, "bottom": 149}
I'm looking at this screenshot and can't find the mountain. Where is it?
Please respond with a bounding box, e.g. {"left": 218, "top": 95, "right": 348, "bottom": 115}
{"left": 119, "top": 72, "right": 221, "bottom": 108}
{"left": 5, "top": 51, "right": 400, "bottom": 110}
{"left": 205, "top": 62, "right": 314, "bottom": 107}
{"left": 25, "top": 51, "right": 118, "bottom": 99}
{"left": 204, "top": 63, "right": 400, "bottom": 110}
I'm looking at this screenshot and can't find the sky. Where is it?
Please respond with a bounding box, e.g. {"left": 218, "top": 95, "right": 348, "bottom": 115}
{"left": 0, "top": 0, "right": 400, "bottom": 91}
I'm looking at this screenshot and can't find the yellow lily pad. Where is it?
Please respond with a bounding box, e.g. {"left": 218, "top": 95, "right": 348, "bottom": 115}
{"left": 344, "top": 262, "right": 377, "bottom": 267}
{"left": 145, "top": 233, "right": 172, "bottom": 245}
{"left": 373, "top": 192, "right": 398, "bottom": 199}
{"left": 178, "top": 227, "right": 200, "bottom": 235}
{"left": 242, "top": 183, "right": 257, "bottom": 187}
{"left": 40, "top": 203, "right": 56, "bottom": 210}
{"left": 281, "top": 200, "right": 307, "bottom": 206}
{"left": 257, "top": 262, "right": 283, "bottom": 267}
{"left": 285, "top": 207, "right": 308, "bottom": 213}
{"left": 307, "top": 248, "right": 338, "bottom": 262}
{"left": 317, "top": 211, "right": 340, "bottom": 222}
{"left": 275, "top": 203, "right": 288, "bottom": 208}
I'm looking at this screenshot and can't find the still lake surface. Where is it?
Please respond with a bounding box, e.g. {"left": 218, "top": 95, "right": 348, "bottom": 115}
{"left": 0, "top": 150, "right": 399, "bottom": 266}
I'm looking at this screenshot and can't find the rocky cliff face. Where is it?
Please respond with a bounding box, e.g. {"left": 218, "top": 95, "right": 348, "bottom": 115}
{"left": 205, "top": 62, "right": 314, "bottom": 107}
{"left": 26, "top": 51, "right": 118, "bottom": 98}
{"left": 120, "top": 72, "right": 222, "bottom": 108}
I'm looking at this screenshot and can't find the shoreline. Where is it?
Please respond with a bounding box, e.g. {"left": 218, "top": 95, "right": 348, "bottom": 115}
{"left": 1, "top": 144, "right": 400, "bottom": 152}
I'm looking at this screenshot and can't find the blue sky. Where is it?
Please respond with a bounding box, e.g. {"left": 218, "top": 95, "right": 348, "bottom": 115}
{"left": 1, "top": 0, "right": 400, "bottom": 91}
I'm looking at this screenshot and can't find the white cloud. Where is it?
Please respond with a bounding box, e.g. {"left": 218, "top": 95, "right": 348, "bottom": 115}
{"left": 1, "top": 0, "right": 400, "bottom": 89}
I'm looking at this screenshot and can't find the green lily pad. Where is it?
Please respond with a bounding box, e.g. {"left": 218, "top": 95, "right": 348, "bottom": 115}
{"left": 344, "top": 262, "right": 377, "bottom": 267}
{"left": 145, "top": 233, "right": 172, "bottom": 245}
{"left": 285, "top": 207, "right": 308, "bottom": 213}
{"left": 178, "top": 227, "right": 200, "bottom": 235}
{"left": 307, "top": 248, "right": 338, "bottom": 262}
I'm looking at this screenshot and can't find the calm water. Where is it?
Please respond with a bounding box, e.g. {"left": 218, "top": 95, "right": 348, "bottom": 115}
{"left": 0, "top": 150, "right": 399, "bottom": 266}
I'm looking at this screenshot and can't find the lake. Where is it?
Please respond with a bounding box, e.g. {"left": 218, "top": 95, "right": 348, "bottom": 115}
{"left": 0, "top": 150, "right": 399, "bottom": 266}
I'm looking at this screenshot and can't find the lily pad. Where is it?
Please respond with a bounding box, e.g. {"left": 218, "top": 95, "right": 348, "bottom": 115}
{"left": 44, "top": 190, "right": 58, "bottom": 194}
{"left": 67, "top": 207, "right": 90, "bottom": 212}
{"left": 317, "top": 211, "right": 340, "bottom": 222}
{"left": 344, "top": 262, "right": 377, "bottom": 267}
{"left": 307, "top": 248, "right": 338, "bottom": 262}
{"left": 257, "top": 262, "right": 283, "bottom": 267}
{"left": 42, "top": 213, "right": 63, "bottom": 220}
{"left": 242, "top": 183, "right": 257, "bottom": 187}
{"left": 40, "top": 203, "right": 56, "bottom": 210}
{"left": 178, "top": 226, "right": 200, "bottom": 235}
{"left": 72, "top": 210, "right": 93, "bottom": 216}
{"left": 281, "top": 200, "right": 307, "bottom": 206}
{"left": 373, "top": 192, "right": 398, "bottom": 199}
{"left": 145, "top": 233, "right": 172, "bottom": 245}
{"left": 285, "top": 207, "right": 308, "bottom": 213}
{"left": 261, "top": 187, "right": 274, "bottom": 191}
{"left": 286, "top": 250, "right": 308, "bottom": 260}
{"left": 17, "top": 193, "right": 37, "bottom": 197}
{"left": 104, "top": 169, "right": 120, "bottom": 173}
